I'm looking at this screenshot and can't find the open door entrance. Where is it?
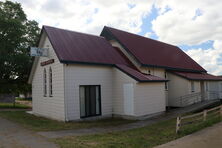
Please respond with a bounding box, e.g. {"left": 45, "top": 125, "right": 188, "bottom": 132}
{"left": 79, "top": 85, "right": 101, "bottom": 118}
{"left": 200, "top": 81, "right": 205, "bottom": 101}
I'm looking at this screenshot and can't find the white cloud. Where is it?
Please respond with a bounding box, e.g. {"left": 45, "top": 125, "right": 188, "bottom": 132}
{"left": 9, "top": 0, "right": 222, "bottom": 75}
{"left": 144, "top": 32, "right": 152, "bottom": 38}
{"left": 152, "top": 0, "right": 222, "bottom": 46}
{"left": 12, "top": 0, "right": 154, "bottom": 35}
{"left": 185, "top": 40, "right": 222, "bottom": 75}
{"left": 151, "top": 0, "right": 222, "bottom": 75}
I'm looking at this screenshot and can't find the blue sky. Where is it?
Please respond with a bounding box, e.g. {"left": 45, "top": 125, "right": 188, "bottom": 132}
{"left": 12, "top": 0, "right": 222, "bottom": 75}
{"left": 139, "top": 6, "right": 158, "bottom": 40}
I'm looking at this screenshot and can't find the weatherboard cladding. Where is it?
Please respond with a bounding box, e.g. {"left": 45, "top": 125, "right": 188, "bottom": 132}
{"left": 43, "top": 26, "right": 165, "bottom": 82}
{"left": 173, "top": 71, "right": 222, "bottom": 81}
{"left": 101, "top": 26, "right": 206, "bottom": 72}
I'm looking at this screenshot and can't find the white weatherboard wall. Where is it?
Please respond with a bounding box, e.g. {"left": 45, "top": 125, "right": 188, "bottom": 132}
{"left": 140, "top": 67, "right": 165, "bottom": 78}
{"left": 64, "top": 64, "right": 113, "bottom": 120}
{"left": 168, "top": 73, "right": 190, "bottom": 106}
{"left": 112, "top": 68, "right": 166, "bottom": 117}
{"left": 134, "top": 83, "right": 166, "bottom": 116}
{"left": 32, "top": 34, "right": 65, "bottom": 121}
{"left": 112, "top": 68, "right": 136, "bottom": 116}
{"left": 168, "top": 73, "right": 202, "bottom": 107}
{"left": 208, "top": 81, "right": 221, "bottom": 99}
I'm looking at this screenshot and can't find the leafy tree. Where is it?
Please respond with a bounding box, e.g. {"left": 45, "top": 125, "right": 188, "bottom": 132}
{"left": 0, "top": 0, "right": 40, "bottom": 96}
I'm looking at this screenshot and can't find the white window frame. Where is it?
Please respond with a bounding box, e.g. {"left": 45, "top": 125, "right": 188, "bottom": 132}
{"left": 43, "top": 68, "right": 47, "bottom": 96}
{"left": 49, "top": 67, "right": 53, "bottom": 97}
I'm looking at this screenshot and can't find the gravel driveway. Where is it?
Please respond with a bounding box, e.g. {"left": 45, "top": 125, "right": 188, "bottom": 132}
{"left": 0, "top": 117, "right": 58, "bottom": 148}
{"left": 155, "top": 122, "right": 222, "bottom": 148}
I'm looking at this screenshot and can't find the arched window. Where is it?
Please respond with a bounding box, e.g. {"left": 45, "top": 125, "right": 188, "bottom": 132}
{"left": 43, "top": 68, "right": 47, "bottom": 96}
{"left": 49, "top": 67, "right": 53, "bottom": 96}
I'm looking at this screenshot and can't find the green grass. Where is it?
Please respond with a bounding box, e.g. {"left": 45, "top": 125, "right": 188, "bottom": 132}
{"left": 15, "top": 97, "right": 32, "bottom": 101}
{"left": 0, "top": 103, "right": 31, "bottom": 109}
{"left": 53, "top": 114, "right": 222, "bottom": 148}
{"left": 0, "top": 111, "right": 135, "bottom": 131}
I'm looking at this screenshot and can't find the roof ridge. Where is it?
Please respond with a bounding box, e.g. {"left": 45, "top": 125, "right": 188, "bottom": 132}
{"left": 104, "top": 26, "right": 178, "bottom": 48}
{"left": 43, "top": 25, "right": 105, "bottom": 39}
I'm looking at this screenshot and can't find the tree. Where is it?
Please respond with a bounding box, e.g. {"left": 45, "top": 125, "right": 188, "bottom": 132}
{"left": 0, "top": 0, "right": 40, "bottom": 96}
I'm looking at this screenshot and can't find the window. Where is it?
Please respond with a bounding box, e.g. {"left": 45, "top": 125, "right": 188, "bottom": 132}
{"left": 164, "top": 71, "right": 167, "bottom": 78}
{"left": 191, "top": 81, "right": 195, "bottom": 92}
{"left": 49, "top": 67, "right": 53, "bottom": 96}
{"left": 165, "top": 82, "right": 168, "bottom": 90}
{"left": 43, "top": 68, "right": 47, "bottom": 96}
{"left": 165, "top": 71, "right": 168, "bottom": 90}
{"left": 79, "top": 85, "right": 101, "bottom": 118}
{"left": 147, "top": 70, "right": 151, "bottom": 75}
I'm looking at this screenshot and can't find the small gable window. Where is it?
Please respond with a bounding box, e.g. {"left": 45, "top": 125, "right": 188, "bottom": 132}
{"left": 43, "top": 68, "right": 47, "bottom": 96}
{"left": 49, "top": 67, "right": 53, "bottom": 97}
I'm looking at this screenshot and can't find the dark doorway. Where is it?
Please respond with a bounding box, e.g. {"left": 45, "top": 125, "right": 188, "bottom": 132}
{"left": 79, "top": 85, "right": 101, "bottom": 118}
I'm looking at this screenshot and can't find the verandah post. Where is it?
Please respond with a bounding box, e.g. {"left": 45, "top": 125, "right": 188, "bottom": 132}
{"left": 176, "top": 116, "right": 181, "bottom": 134}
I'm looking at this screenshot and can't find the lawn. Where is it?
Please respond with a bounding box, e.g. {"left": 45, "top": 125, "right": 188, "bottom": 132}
{"left": 0, "top": 111, "right": 135, "bottom": 131}
{"left": 53, "top": 113, "right": 222, "bottom": 148}
{"left": 0, "top": 103, "right": 31, "bottom": 109}
{"left": 0, "top": 106, "right": 221, "bottom": 148}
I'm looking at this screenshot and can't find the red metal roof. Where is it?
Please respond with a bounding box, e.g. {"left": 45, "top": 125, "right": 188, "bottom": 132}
{"left": 101, "top": 26, "right": 206, "bottom": 72}
{"left": 173, "top": 71, "right": 222, "bottom": 81}
{"left": 116, "top": 64, "right": 167, "bottom": 82}
{"left": 43, "top": 26, "right": 165, "bottom": 82}
{"left": 43, "top": 26, "right": 133, "bottom": 67}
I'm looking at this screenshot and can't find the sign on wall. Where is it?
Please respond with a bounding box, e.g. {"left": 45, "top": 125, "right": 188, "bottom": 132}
{"left": 30, "top": 47, "right": 48, "bottom": 57}
{"left": 41, "top": 59, "right": 54, "bottom": 66}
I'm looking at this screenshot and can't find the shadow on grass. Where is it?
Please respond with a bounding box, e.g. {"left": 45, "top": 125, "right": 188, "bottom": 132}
{"left": 0, "top": 111, "right": 135, "bottom": 131}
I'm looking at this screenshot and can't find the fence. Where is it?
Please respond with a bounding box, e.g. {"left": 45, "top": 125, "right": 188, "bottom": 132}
{"left": 176, "top": 105, "right": 222, "bottom": 133}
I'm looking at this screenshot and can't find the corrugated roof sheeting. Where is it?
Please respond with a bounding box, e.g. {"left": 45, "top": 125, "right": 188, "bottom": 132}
{"left": 173, "top": 71, "right": 222, "bottom": 81}
{"left": 44, "top": 26, "right": 133, "bottom": 66}
{"left": 102, "top": 26, "right": 206, "bottom": 72}
{"left": 116, "top": 64, "right": 167, "bottom": 82}
{"left": 43, "top": 26, "right": 164, "bottom": 83}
